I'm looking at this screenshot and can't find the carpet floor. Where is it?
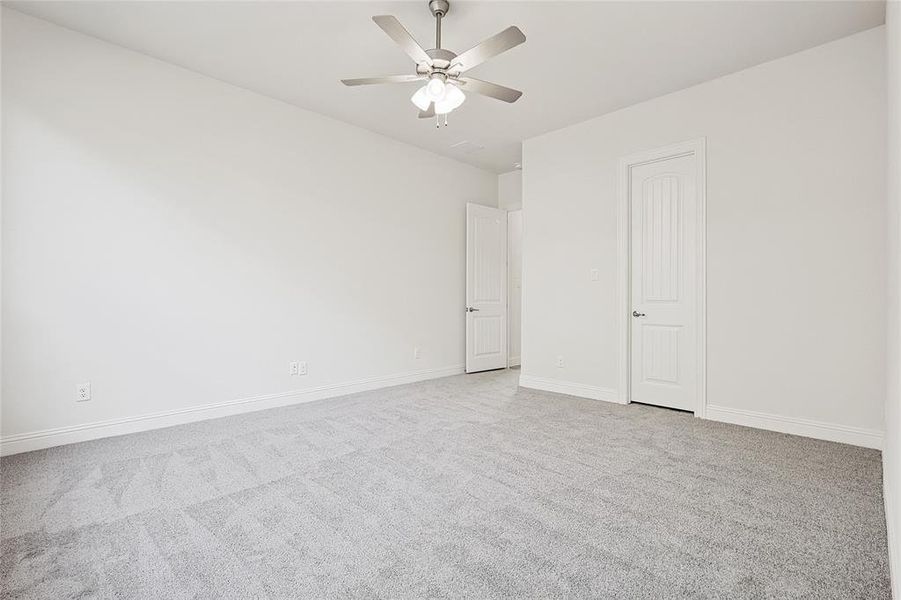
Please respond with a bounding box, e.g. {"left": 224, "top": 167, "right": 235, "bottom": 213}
{"left": 0, "top": 370, "right": 891, "bottom": 599}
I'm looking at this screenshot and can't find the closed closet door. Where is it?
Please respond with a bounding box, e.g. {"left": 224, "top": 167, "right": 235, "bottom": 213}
{"left": 466, "top": 203, "right": 507, "bottom": 373}
{"left": 630, "top": 153, "right": 698, "bottom": 411}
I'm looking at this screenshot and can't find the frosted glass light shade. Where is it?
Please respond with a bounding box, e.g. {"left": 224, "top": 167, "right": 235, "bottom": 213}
{"left": 411, "top": 82, "right": 466, "bottom": 115}
{"left": 410, "top": 85, "right": 431, "bottom": 111}
{"left": 425, "top": 77, "right": 447, "bottom": 101}
{"left": 434, "top": 84, "right": 465, "bottom": 114}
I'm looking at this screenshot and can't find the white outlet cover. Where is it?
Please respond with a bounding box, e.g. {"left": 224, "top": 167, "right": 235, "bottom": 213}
{"left": 76, "top": 382, "right": 91, "bottom": 402}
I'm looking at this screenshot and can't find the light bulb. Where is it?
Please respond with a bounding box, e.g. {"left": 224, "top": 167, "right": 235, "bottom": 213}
{"left": 410, "top": 85, "right": 431, "bottom": 111}
{"left": 425, "top": 77, "right": 447, "bottom": 101}
{"left": 434, "top": 84, "right": 466, "bottom": 115}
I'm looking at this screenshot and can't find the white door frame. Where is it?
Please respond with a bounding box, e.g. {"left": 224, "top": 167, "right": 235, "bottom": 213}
{"left": 506, "top": 209, "right": 522, "bottom": 368}
{"left": 616, "top": 138, "right": 707, "bottom": 417}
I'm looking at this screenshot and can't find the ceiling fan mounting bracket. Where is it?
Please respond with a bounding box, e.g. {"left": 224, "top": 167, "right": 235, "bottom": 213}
{"left": 429, "top": 0, "right": 450, "bottom": 18}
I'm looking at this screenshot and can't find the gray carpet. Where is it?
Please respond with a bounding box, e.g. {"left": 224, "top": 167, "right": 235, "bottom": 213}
{"left": 0, "top": 370, "right": 891, "bottom": 599}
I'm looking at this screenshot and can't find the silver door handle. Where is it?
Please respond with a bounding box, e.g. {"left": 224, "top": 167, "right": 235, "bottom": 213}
{"left": 466, "top": 307, "right": 480, "bottom": 312}
{"left": 632, "top": 310, "right": 646, "bottom": 317}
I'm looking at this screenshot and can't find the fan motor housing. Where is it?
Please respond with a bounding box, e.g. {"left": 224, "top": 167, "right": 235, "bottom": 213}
{"left": 417, "top": 48, "right": 457, "bottom": 74}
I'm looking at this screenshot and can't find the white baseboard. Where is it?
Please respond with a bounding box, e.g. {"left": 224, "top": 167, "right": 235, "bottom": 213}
{"left": 0, "top": 364, "right": 465, "bottom": 457}
{"left": 518, "top": 375, "right": 624, "bottom": 404}
{"left": 705, "top": 404, "right": 883, "bottom": 449}
{"left": 508, "top": 356, "right": 521, "bottom": 367}
{"left": 519, "top": 378, "right": 881, "bottom": 449}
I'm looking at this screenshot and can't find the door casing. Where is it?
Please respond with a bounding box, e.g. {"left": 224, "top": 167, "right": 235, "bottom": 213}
{"left": 616, "top": 138, "right": 707, "bottom": 416}
{"left": 507, "top": 209, "right": 523, "bottom": 368}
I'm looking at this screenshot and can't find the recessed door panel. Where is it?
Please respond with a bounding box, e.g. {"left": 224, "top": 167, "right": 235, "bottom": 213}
{"left": 641, "top": 175, "right": 681, "bottom": 304}
{"left": 640, "top": 324, "right": 681, "bottom": 385}
{"left": 473, "top": 314, "right": 503, "bottom": 358}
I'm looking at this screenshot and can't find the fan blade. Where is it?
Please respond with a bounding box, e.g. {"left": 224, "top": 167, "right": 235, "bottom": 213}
{"left": 418, "top": 103, "right": 435, "bottom": 119}
{"left": 372, "top": 16, "right": 432, "bottom": 65}
{"left": 456, "top": 77, "right": 522, "bottom": 103}
{"left": 342, "top": 75, "right": 424, "bottom": 86}
{"left": 451, "top": 26, "right": 525, "bottom": 72}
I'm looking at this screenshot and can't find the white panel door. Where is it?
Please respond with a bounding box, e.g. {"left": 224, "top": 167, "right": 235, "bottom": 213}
{"left": 466, "top": 203, "right": 507, "bottom": 373}
{"left": 630, "top": 154, "right": 698, "bottom": 411}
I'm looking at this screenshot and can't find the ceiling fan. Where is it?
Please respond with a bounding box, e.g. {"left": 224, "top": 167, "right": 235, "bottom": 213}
{"left": 341, "top": 0, "right": 525, "bottom": 125}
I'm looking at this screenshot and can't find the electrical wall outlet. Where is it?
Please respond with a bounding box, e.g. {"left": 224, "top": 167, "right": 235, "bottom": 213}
{"left": 413, "top": 347, "right": 421, "bottom": 360}
{"left": 556, "top": 356, "right": 565, "bottom": 368}
{"left": 76, "top": 382, "right": 91, "bottom": 402}
{"left": 297, "top": 361, "right": 307, "bottom": 376}
{"left": 590, "top": 268, "right": 600, "bottom": 281}
{"left": 289, "top": 361, "right": 300, "bottom": 376}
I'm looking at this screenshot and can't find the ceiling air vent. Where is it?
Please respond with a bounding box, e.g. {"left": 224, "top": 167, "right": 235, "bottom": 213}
{"left": 450, "top": 140, "right": 486, "bottom": 155}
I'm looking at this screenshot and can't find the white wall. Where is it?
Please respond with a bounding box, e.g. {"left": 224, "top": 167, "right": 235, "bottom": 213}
{"left": 521, "top": 27, "right": 886, "bottom": 447}
{"left": 498, "top": 170, "right": 523, "bottom": 211}
{"left": 885, "top": 1, "right": 900, "bottom": 594}
{"left": 0, "top": 10, "right": 497, "bottom": 454}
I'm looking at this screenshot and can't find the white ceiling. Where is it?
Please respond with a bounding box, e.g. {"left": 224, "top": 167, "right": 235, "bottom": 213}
{"left": 9, "top": 1, "right": 885, "bottom": 173}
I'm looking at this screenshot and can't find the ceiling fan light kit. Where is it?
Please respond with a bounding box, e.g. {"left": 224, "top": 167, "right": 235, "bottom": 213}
{"left": 340, "top": 0, "right": 525, "bottom": 127}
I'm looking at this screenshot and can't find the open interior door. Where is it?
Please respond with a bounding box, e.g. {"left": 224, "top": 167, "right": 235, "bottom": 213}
{"left": 466, "top": 203, "right": 508, "bottom": 373}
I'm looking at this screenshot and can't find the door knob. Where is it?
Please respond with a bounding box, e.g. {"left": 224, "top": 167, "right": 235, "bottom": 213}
{"left": 466, "top": 307, "right": 480, "bottom": 313}
{"left": 632, "top": 310, "right": 646, "bottom": 317}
